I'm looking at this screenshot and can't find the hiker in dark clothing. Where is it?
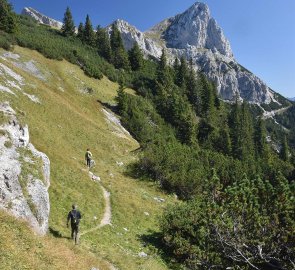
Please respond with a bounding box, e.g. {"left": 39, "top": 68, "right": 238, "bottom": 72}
{"left": 85, "top": 148, "right": 93, "bottom": 168}
{"left": 67, "top": 204, "right": 82, "bottom": 244}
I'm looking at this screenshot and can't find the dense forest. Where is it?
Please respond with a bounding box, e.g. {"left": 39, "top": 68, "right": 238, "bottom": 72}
{"left": 1, "top": 2, "right": 294, "bottom": 269}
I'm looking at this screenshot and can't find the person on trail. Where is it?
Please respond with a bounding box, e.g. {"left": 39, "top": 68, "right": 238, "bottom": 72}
{"left": 67, "top": 204, "right": 82, "bottom": 244}
{"left": 85, "top": 148, "right": 92, "bottom": 168}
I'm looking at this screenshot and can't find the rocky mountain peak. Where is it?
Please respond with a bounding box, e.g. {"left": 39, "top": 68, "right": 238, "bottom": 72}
{"left": 160, "top": 2, "right": 232, "bottom": 58}
{"left": 21, "top": 3, "right": 284, "bottom": 105}
{"left": 108, "top": 19, "right": 163, "bottom": 58}
{"left": 22, "top": 7, "right": 63, "bottom": 29}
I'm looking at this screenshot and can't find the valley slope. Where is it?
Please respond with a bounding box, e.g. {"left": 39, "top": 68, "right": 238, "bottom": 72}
{"left": 0, "top": 46, "right": 175, "bottom": 270}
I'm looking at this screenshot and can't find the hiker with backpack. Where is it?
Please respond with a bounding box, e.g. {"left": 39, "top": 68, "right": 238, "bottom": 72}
{"left": 67, "top": 204, "right": 82, "bottom": 244}
{"left": 85, "top": 148, "right": 93, "bottom": 168}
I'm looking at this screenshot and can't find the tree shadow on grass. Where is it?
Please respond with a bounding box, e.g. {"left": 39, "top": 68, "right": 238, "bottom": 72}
{"left": 97, "top": 100, "right": 118, "bottom": 114}
{"left": 138, "top": 230, "right": 179, "bottom": 270}
{"left": 49, "top": 227, "right": 71, "bottom": 239}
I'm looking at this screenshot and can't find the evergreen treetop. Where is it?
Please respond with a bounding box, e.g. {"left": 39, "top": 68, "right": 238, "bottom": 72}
{"left": 0, "top": 0, "right": 17, "bottom": 33}
{"left": 61, "top": 6, "right": 75, "bottom": 37}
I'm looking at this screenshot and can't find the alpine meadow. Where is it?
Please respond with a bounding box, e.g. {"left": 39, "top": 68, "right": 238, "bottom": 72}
{"left": 0, "top": 1, "right": 294, "bottom": 270}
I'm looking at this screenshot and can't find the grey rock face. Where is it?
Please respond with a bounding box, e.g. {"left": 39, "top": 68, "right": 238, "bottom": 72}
{"left": 159, "top": 2, "right": 232, "bottom": 58}
{"left": 0, "top": 102, "right": 50, "bottom": 235}
{"left": 22, "top": 7, "right": 62, "bottom": 29}
{"left": 113, "top": 2, "right": 278, "bottom": 104}
{"left": 107, "top": 20, "right": 163, "bottom": 59}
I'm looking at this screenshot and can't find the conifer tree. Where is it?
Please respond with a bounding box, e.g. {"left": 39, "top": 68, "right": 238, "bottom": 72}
{"left": 128, "top": 41, "right": 144, "bottom": 71}
{"left": 77, "top": 22, "right": 84, "bottom": 41}
{"left": 96, "top": 25, "right": 111, "bottom": 61}
{"left": 61, "top": 6, "right": 75, "bottom": 37}
{"left": 156, "top": 49, "right": 172, "bottom": 86}
{"left": 240, "top": 102, "right": 254, "bottom": 159}
{"left": 172, "top": 57, "right": 180, "bottom": 83}
{"left": 198, "top": 73, "right": 215, "bottom": 120}
{"left": 228, "top": 100, "right": 242, "bottom": 159}
{"left": 280, "top": 135, "right": 289, "bottom": 162}
{"left": 83, "top": 14, "right": 95, "bottom": 46}
{"left": 110, "top": 24, "right": 130, "bottom": 70}
{"left": 218, "top": 122, "right": 232, "bottom": 155}
{"left": 186, "top": 58, "right": 199, "bottom": 113}
{"left": 254, "top": 117, "right": 269, "bottom": 159}
{"left": 175, "top": 56, "right": 189, "bottom": 89}
{"left": 0, "top": 0, "right": 17, "bottom": 33}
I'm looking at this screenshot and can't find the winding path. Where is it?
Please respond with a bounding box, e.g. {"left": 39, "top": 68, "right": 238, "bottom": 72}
{"left": 80, "top": 171, "right": 112, "bottom": 236}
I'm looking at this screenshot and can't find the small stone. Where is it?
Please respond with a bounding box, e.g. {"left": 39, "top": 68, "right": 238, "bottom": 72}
{"left": 153, "top": 197, "right": 165, "bottom": 203}
{"left": 116, "top": 161, "right": 124, "bottom": 167}
{"left": 138, "top": 251, "right": 148, "bottom": 258}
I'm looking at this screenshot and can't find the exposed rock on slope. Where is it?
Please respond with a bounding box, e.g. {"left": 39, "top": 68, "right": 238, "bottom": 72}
{"left": 0, "top": 102, "right": 50, "bottom": 235}
{"left": 22, "top": 7, "right": 63, "bottom": 29}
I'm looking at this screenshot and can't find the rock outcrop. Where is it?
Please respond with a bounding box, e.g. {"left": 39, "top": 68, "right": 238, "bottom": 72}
{"left": 22, "top": 7, "right": 63, "bottom": 29}
{"left": 0, "top": 102, "right": 50, "bottom": 235}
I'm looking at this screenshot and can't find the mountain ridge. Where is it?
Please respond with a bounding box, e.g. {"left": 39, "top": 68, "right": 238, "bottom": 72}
{"left": 20, "top": 2, "right": 286, "bottom": 105}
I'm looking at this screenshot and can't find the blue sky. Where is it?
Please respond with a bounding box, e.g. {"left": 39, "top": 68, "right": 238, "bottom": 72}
{"left": 10, "top": 0, "right": 295, "bottom": 98}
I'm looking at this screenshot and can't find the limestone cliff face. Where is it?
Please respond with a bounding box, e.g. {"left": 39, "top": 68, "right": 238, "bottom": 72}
{"left": 159, "top": 2, "right": 232, "bottom": 57}
{"left": 112, "top": 2, "right": 278, "bottom": 104}
{"left": 22, "top": 7, "right": 63, "bottom": 29}
{"left": 0, "top": 102, "right": 50, "bottom": 235}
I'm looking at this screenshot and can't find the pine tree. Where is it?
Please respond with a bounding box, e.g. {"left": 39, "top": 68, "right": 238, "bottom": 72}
{"left": 175, "top": 56, "right": 189, "bottom": 89}
{"left": 280, "top": 135, "right": 289, "bottom": 162}
{"left": 128, "top": 42, "right": 144, "bottom": 71}
{"left": 96, "top": 25, "right": 111, "bottom": 61}
{"left": 240, "top": 102, "right": 254, "bottom": 159}
{"left": 254, "top": 117, "right": 269, "bottom": 159}
{"left": 61, "top": 6, "right": 75, "bottom": 37}
{"left": 198, "top": 73, "right": 215, "bottom": 120}
{"left": 218, "top": 122, "right": 232, "bottom": 155}
{"left": 83, "top": 14, "right": 95, "bottom": 46}
{"left": 156, "top": 49, "right": 171, "bottom": 86}
{"left": 77, "top": 22, "right": 84, "bottom": 41}
{"left": 186, "top": 58, "right": 199, "bottom": 113}
{"left": 228, "top": 100, "right": 242, "bottom": 159}
{"left": 172, "top": 57, "right": 180, "bottom": 83}
{"left": 0, "top": 0, "right": 17, "bottom": 33}
{"left": 110, "top": 24, "right": 130, "bottom": 70}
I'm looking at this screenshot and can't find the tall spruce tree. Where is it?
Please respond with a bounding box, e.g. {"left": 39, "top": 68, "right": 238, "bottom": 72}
{"left": 228, "top": 100, "right": 242, "bottom": 159}
{"left": 77, "top": 22, "right": 84, "bottom": 41}
{"left": 83, "top": 14, "right": 95, "bottom": 46}
{"left": 128, "top": 41, "right": 144, "bottom": 71}
{"left": 96, "top": 25, "right": 111, "bottom": 61}
{"left": 0, "top": 0, "right": 17, "bottom": 33}
{"left": 240, "top": 102, "right": 254, "bottom": 159}
{"left": 156, "top": 49, "right": 172, "bottom": 86}
{"left": 175, "top": 56, "right": 189, "bottom": 89}
{"left": 110, "top": 24, "right": 130, "bottom": 70}
{"left": 254, "top": 117, "right": 269, "bottom": 159}
{"left": 61, "top": 7, "right": 75, "bottom": 37}
{"left": 198, "top": 73, "right": 215, "bottom": 121}
{"left": 186, "top": 58, "right": 199, "bottom": 113}
{"left": 280, "top": 135, "right": 289, "bottom": 162}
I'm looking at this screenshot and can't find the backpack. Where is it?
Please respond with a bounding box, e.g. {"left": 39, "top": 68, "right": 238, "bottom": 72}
{"left": 86, "top": 151, "right": 91, "bottom": 159}
{"left": 71, "top": 210, "right": 78, "bottom": 224}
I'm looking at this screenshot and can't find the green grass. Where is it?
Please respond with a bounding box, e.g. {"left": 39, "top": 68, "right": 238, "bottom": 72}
{"left": 0, "top": 46, "right": 175, "bottom": 269}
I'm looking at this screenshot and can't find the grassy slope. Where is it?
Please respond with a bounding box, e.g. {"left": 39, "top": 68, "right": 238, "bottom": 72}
{"left": 0, "top": 46, "right": 176, "bottom": 270}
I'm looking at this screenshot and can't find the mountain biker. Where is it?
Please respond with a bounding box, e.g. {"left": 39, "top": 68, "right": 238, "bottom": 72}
{"left": 85, "top": 148, "right": 93, "bottom": 168}
{"left": 67, "top": 204, "right": 82, "bottom": 244}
